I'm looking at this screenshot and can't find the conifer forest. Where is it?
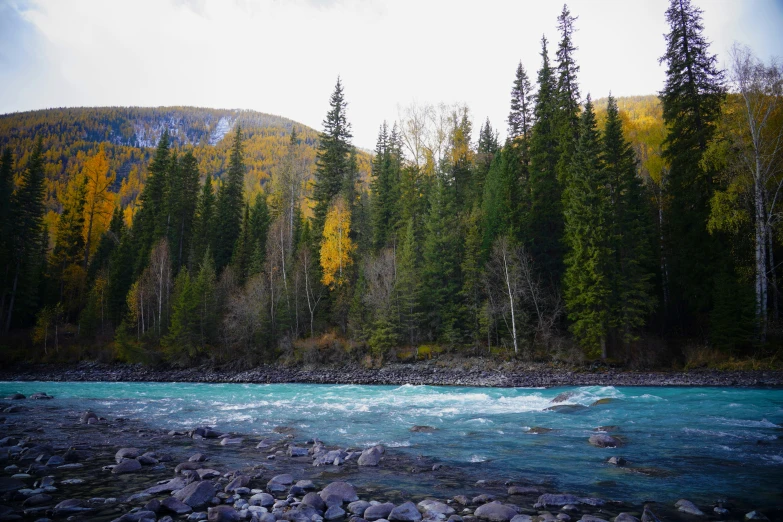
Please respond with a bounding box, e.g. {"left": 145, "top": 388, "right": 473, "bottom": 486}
{"left": 2, "top": 0, "right": 783, "bottom": 369}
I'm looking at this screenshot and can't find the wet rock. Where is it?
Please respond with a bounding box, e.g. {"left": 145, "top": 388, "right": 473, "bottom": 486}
{"left": 417, "top": 500, "right": 454, "bottom": 516}
{"left": 607, "top": 457, "right": 626, "bottom": 466}
{"left": 365, "top": 503, "right": 395, "bottom": 521}
{"left": 348, "top": 501, "right": 371, "bottom": 516}
{"left": 44, "top": 455, "right": 64, "bottom": 467}
{"left": 112, "top": 458, "right": 142, "bottom": 474}
{"left": 745, "top": 512, "right": 770, "bottom": 521}
{"left": 325, "top": 505, "right": 347, "bottom": 520}
{"left": 208, "top": 505, "right": 241, "bottom": 522}
{"left": 53, "top": 499, "right": 92, "bottom": 515}
{"left": 249, "top": 493, "right": 275, "bottom": 508}
{"left": 594, "top": 426, "right": 620, "bottom": 432}
{"left": 473, "top": 502, "right": 518, "bottom": 522}
{"left": 535, "top": 495, "right": 580, "bottom": 508}
{"left": 320, "top": 482, "right": 359, "bottom": 503}
{"left": 189, "top": 453, "right": 208, "bottom": 462}
{"left": 161, "top": 497, "right": 194, "bottom": 515}
{"left": 7, "top": 393, "right": 25, "bottom": 400}
{"left": 357, "top": 445, "right": 384, "bottom": 467}
{"left": 303, "top": 492, "right": 327, "bottom": 512}
{"left": 22, "top": 493, "right": 52, "bottom": 507}
{"left": 143, "top": 499, "right": 161, "bottom": 513}
{"left": 551, "top": 391, "right": 576, "bottom": 403}
{"left": 590, "top": 398, "right": 618, "bottom": 407}
{"left": 145, "top": 477, "right": 186, "bottom": 494}
{"left": 507, "top": 487, "right": 540, "bottom": 496}
{"left": 613, "top": 515, "right": 640, "bottom": 522}
{"left": 579, "top": 516, "right": 608, "bottom": 522}
{"left": 114, "top": 511, "right": 157, "bottom": 522}
{"left": 288, "top": 446, "right": 309, "bottom": 457}
{"left": 472, "top": 495, "right": 495, "bottom": 505}
{"left": 0, "top": 437, "right": 18, "bottom": 447}
{"left": 314, "top": 449, "right": 347, "bottom": 467}
{"left": 588, "top": 434, "right": 621, "bottom": 448}
{"left": 510, "top": 516, "right": 533, "bottom": 522}
{"left": 578, "top": 498, "right": 605, "bottom": 507}
{"left": 0, "top": 478, "right": 25, "bottom": 494}
{"left": 176, "top": 461, "right": 202, "bottom": 473}
{"left": 115, "top": 447, "right": 140, "bottom": 463}
{"left": 220, "top": 437, "right": 243, "bottom": 446}
{"left": 225, "top": 475, "right": 250, "bottom": 492}
{"left": 29, "top": 392, "right": 53, "bottom": 400}
{"left": 545, "top": 405, "right": 589, "bottom": 414}
{"left": 297, "top": 480, "right": 316, "bottom": 490}
{"left": 410, "top": 426, "right": 437, "bottom": 433}
{"left": 675, "top": 500, "right": 704, "bottom": 516}
{"left": 174, "top": 481, "right": 217, "bottom": 509}
{"left": 526, "top": 427, "right": 556, "bottom": 435}
{"left": 193, "top": 426, "right": 222, "bottom": 439}
{"left": 389, "top": 502, "right": 423, "bottom": 522}
{"left": 453, "top": 496, "right": 469, "bottom": 506}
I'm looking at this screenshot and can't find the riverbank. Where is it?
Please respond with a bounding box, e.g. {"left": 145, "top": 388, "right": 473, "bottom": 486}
{"left": 1, "top": 359, "right": 783, "bottom": 387}
{"left": 0, "top": 391, "right": 777, "bottom": 521}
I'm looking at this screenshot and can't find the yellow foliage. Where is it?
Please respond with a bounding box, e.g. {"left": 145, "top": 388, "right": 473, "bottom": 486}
{"left": 320, "top": 198, "right": 354, "bottom": 288}
{"left": 82, "top": 146, "right": 116, "bottom": 263}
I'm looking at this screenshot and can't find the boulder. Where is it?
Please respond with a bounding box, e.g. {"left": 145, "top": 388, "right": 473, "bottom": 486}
{"left": 193, "top": 426, "right": 222, "bottom": 439}
{"left": 161, "top": 497, "right": 193, "bottom": 515}
{"left": 365, "top": 503, "right": 395, "bottom": 521}
{"left": 189, "top": 453, "right": 208, "bottom": 462}
{"left": 225, "top": 475, "right": 250, "bottom": 492}
{"left": 115, "top": 448, "right": 140, "bottom": 463}
{"left": 145, "top": 477, "right": 186, "bottom": 494}
{"left": 417, "top": 500, "right": 454, "bottom": 516}
{"left": 614, "top": 515, "right": 640, "bottom": 522}
{"left": 745, "top": 512, "right": 770, "bottom": 521}
{"left": 220, "top": 437, "right": 243, "bottom": 446}
{"left": 473, "top": 502, "right": 518, "bottom": 522}
{"left": 7, "top": 393, "right": 25, "bottom": 400}
{"left": 297, "top": 479, "right": 316, "bottom": 490}
{"left": 114, "top": 511, "right": 157, "bottom": 522}
{"left": 22, "top": 493, "right": 52, "bottom": 506}
{"left": 112, "top": 458, "right": 142, "bottom": 474}
{"left": 53, "top": 499, "right": 92, "bottom": 515}
{"left": 302, "top": 491, "right": 326, "bottom": 511}
{"left": 175, "top": 461, "right": 202, "bottom": 473}
{"left": 675, "top": 500, "right": 704, "bottom": 517}
{"left": 249, "top": 492, "right": 275, "bottom": 508}
{"left": 510, "top": 516, "right": 533, "bottom": 522}
{"left": 197, "top": 468, "right": 221, "bottom": 480}
{"left": 588, "top": 434, "right": 621, "bottom": 448}
{"left": 357, "top": 445, "right": 384, "bottom": 467}
{"left": 173, "top": 480, "right": 216, "bottom": 509}
{"left": 348, "top": 500, "right": 371, "bottom": 515}
{"left": 208, "top": 505, "right": 241, "bottom": 522}
{"left": 579, "top": 517, "right": 608, "bottom": 522}
{"left": 545, "top": 404, "right": 589, "bottom": 414}
{"left": 607, "top": 457, "right": 626, "bottom": 466}
{"left": 453, "top": 496, "right": 469, "bottom": 506}
{"left": 535, "top": 495, "right": 580, "bottom": 508}
{"left": 320, "top": 481, "right": 359, "bottom": 503}
{"left": 551, "top": 391, "right": 576, "bottom": 403}
{"left": 29, "top": 392, "right": 53, "bottom": 400}
{"left": 410, "top": 426, "right": 437, "bottom": 433}
{"left": 389, "top": 502, "right": 423, "bottom": 522}
{"left": 314, "top": 449, "right": 347, "bottom": 467}
{"left": 325, "top": 505, "right": 347, "bottom": 520}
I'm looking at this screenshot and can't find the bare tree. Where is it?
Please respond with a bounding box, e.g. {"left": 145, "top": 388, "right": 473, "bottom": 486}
{"left": 223, "top": 273, "right": 269, "bottom": 359}
{"left": 296, "top": 247, "right": 324, "bottom": 339}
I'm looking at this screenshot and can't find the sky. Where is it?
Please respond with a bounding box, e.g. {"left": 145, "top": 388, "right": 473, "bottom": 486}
{"left": 1, "top": 0, "right": 782, "bottom": 150}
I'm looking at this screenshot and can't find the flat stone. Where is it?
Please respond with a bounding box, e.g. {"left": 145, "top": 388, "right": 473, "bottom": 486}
{"left": 365, "top": 503, "right": 395, "bottom": 521}
{"left": 325, "top": 505, "right": 347, "bottom": 520}
{"left": 389, "top": 502, "right": 423, "bottom": 522}
{"left": 225, "top": 475, "right": 250, "bottom": 492}
{"left": 189, "top": 453, "right": 208, "bottom": 462}
{"left": 220, "top": 438, "right": 243, "bottom": 446}
{"left": 320, "top": 481, "right": 359, "bottom": 503}
{"left": 473, "top": 502, "right": 518, "bottom": 522}
{"left": 250, "top": 493, "right": 275, "bottom": 507}
{"left": 161, "top": 497, "right": 194, "bottom": 515}
{"left": 745, "top": 512, "right": 770, "bottom": 521}
{"left": 145, "top": 477, "right": 186, "bottom": 494}
{"left": 174, "top": 481, "right": 217, "bottom": 510}
{"left": 348, "top": 501, "right": 371, "bottom": 515}
{"left": 115, "top": 448, "right": 140, "bottom": 463}
{"left": 507, "top": 487, "right": 540, "bottom": 496}
{"left": 535, "top": 495, "right": 580, "bottom": 508}
{"left": 614, "top": 515, "right": 640, "bottom": 522}
{"left": 510, "top": 516, "right": 533, "bottom": 522}
{"left": 22, "top": 493, "right": 52, "bottom": 506}
{"left": 112, "top": 458, "right": 142, "bottom": 474}
{"left": 675, "top": 500, "right": 704, "bottom": 517}
{"left": 417, "top": 500, "right": 454, "bottom": 516}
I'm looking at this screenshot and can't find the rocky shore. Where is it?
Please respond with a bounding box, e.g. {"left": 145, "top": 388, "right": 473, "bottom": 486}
{"left": 1, "top": 361, "right": 782, "bottom": 388}
{"left": 1, "top": 392, "right": 777, "bottom": 522}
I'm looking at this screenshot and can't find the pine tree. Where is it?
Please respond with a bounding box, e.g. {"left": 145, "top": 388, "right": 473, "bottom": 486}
{"left": 133, "top": 131, "right": 170, "bottom": 275}
{"left": 528, "top": 36, "right": 564, "bottom": 282}
{"left": 449, "top": 110, "right": 475, "bottom": 212}
{"left": 462, "top": 206, "right": 484, "bottom": 347}
{"left": 313, "top": 78, "right": 353, "bottom": 238}
{"left": 169, "top": 150, "right": 200, "bottom": 272}
{"left": 396, "top": 219, "right": 421, "bottom": 346}
{"left": 214, "top": 126, "right": 246, "bottom": 272}
{"left": 474, "top": 118, "right": 499, "bottom": 204}
{"left": 507, "top": 62, "right": 535, "bottom": 232}
{"left": 659, "top": 0, "right": 726, "bottom": 333}
{"left": 603, "top": 96, "right": 654, "bottom": 347}
{"left": 554, "top": 4, "right": 581, "bottom": 188}
{"left": 191, "top": 173, "right": 216, "bottom": 270}
{"left": 370, "top": 122, "right": 402, "bottom": 251}
{"left": 482, "top": 146, "right": 516, "bottom": 255}
{"left": 249, "top": 193, "right": 271, "bottom": 276}
{"left": 233, "top": 203, "right": 252, "bottom": 284}
{"left": 50, "top": 174, "right": 87, "bottom": 311}
{"left": 509, "top": 62, "right": 535, "bottom": 143}
{"left": 3, "top": 137, "right": 46, "bottom": 332}
{"left": 563, "top": 97, "right": 612, "bottom": 358}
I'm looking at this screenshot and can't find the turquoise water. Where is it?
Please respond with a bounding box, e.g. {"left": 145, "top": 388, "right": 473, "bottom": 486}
{"left": 2, "top": 382, "right": 782, "bottom": 507}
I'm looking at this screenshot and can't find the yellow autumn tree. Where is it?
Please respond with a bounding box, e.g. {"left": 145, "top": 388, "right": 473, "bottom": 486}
{"left": 82, "top": 145, "right": 116, "bottom": 267}
{"left": 320, "top": 197, "right": 354, "bottom": 288}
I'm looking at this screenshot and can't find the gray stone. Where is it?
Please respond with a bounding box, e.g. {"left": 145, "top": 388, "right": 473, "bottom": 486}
{"left": 45, "top": 456, "right": 64, "bottom": 467}
{"left": 365, "top": 503, "right": 395, "bottom": 521}
{"left": 389, "top": 502, "right": 423, "bottom": 522}
{"left": 579, "top": 517, "right": 608, "bottom": 522}
{"left": 303, "top": 492, "right": 327, "bottom": 512}
{"left": 136, "top": 454, "right": 158, "bottom": 465}
{"left": 314, "top": 450, "right": 347, "bottom": 467}
{"left": 607, "top": 457, "right": 626, "bottom": 466}
{"left": 297, "top": 480, "right": 316, "bottom": 490}
{"left": 114, "top": 511, "right": 157, "bottom": 522}
{"left": 417, "top": 500, "right": 454, "bottom": 516}
{"left": 197, "top": 469, "right": 221, "bottom": 480}
{"left": 578, "top": 498, "right": 605, "bottom": 507}
{"left": 225, "top": 475, "right": 250, "bottom": 493}
{"left": 288, "top": 446, "right": 309, "bottom": 457}
{"left": 473, "top": 502, "right": 518, "bottom": 522}
{"left": 507, "top": 487, "right": 540, "bottom": 496}
{"left": 7, "top": 393, "right": 25, "bottom": 400}
{"left": 320, "top": 482, "right": 359, "bottom": 503}
{"left": 208, "top": 505, "right": 241, "bottom": 522}
{"left": 174, "top": 481, "right": 217, "bottom": 509}
{"left": 53, "top": 499, "right": 92, "bottom": 515}
{"left": 114, "top": 447, "right": 140, "bottom": 463}
{"left": 357, "top": 445, "right": 384, "bottom": 467}
{"left": 613, "top": 515, "right": 640, "bottom": 522}
{"left": 453, "top": 496, "right": 469, "bottom": 506}
{"left": 535, "top": 495, "right": 580, "bottom": 508}
{"left": 325, "top": 506, "right": 347, "bottom": 520}
{"left": 221, "top": 438, "right": 243, "bottom": 446}
{"left": 588, "top": 434, "right": 621, "bottom": 448}
{"left": 348, "top": 501, "right": 371, "bottom": 515}
{"left": 510, "top": 516, "right": 532, "bottom": 522}
{"left": 112, "top": 458, "right": 142, "bottom": 474}
{"left": 0, "top": 477, "right": 25, "bottom": 493}
{"left": 176, "top": 461, "right": 202, "bottom": 473}
{"left": 189, "top": 453, "right": 208, "bottom": 462}
{"left": 161, "top": 497, "right": 194, "bottom": 515}
{"left": 22, "top": 493, "right": 52, "bottom": 506}
{"left": 675, "top": 500, "right": 704, "bottom": 517}
{"left": 551, "top": 391, "right": 576, "bottom": 403}
{"left": 250, "top": 493, "right": 275, "bottom": 508}
{"left": 745, "top": 512, "right": 770, "bottom": 521}
{"left": 145, "top": 477, "right": 186, "bottom": 494}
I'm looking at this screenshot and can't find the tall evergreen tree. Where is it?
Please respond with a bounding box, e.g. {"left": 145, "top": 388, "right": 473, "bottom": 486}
{"left": 507, "top": 61, "right": 535, "bottom": 227}
{"left": 508, "top": 62, "right": 535, "bottom": 143}
{"left": 133, "top": 131, "right": 170, "bottom": 274}
{"left": 0, "top": 149, "right": 15, "bottom": 323}
{"left": 528, "top": 36, "right": 564, "bottom": 282}
{"left": 396, "top": 219, "right": 421, "bottom": 346}
{"left": 191, "top": 173, "right": 216, "bottom": 269}
{"left": 169, "top": 150, "right": 200, "bottom": 272}
{"left": 474, "top": 118, "right": 499, "bottom": 204}
{"left": 370, "top": 122, "right": 402, "bottom": 251}
{"left": 563, "top": 97, "right": 612, "bottom": 358}
{"left": 248, "top": 192, "right": 271, "bottom": 276}
{"left": 554, "top": 4, "right": 582, "bottom": 189}
{"left": 233, "top": 203, "right": 252, "bottom": 284}
{"left": 50, "top": 175, "right": 86, "bottom": 309}
{"left": 659, "top": 0, "right": 726, "bottom": 333}
{"left": 313, "top": 78, "right": 353, "bottom": 238}
{"left": 214, "top": 126, "right": 246, "bottom": 271}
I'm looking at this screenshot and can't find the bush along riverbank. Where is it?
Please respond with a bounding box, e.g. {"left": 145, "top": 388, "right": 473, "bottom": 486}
{"left": 1, "top": 360, "right": 783, "bottom": 387}
{"left": 0, "top": 392, "right": 778, "bottom": 521}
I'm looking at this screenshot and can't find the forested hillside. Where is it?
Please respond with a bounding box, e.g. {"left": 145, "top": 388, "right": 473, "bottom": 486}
{"left": 1, "top": 0, "right": 781, "bottom": 369}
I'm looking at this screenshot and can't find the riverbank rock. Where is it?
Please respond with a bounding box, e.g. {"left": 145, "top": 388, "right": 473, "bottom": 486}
{"left": 325, "top": 505, "right": 347, "bottom": 520}
{"left": 53, "top": 498, "right": 92, "bottom": 515}
{"left": 614, "top": 514, "right": 640, "bottom": 522}
{"left": 418, "top": 500, "right": 454, "bottom": 516}
{"left": 588, "top": 434, "right": 621, "bottom": 448}
{"left": 535, "top": 494, "right": 580, "bottom": 508}
{"left": 348, "top": 500, "right": 371, "bottom": 516}
{"left": 288, "top": 445, "right": 309, "bottom": 457}
{"left": 29, "top": 392, "right": 53, "bottom": 400}
{"left": 146, "top": 477, "right": 186, "bottom": 494}
{"left": 675, "top": 500, "right": 704, "bottom": 516}
{"left": 745, "top": 512, "right": 770, "bottom": 521}
{"left": 358, "top": 445, "right": 384, "bottom": 466}
{"left": 410, "top": 426, "right": 437, "bottom": 433}
{"left": 320, "top": 481, "right": 359, "bottom": 503}
{"left": 389, "top": 502, "right": 423, "bottom": 522}
{"left": 161, "top": 497, "right": 193, "bottom": 515}
{"left": 112, "top": 458, "right": 142, "bottom": 474}
{"left": 173, "top": 480, "right": 216, "bottom": 509}
{"left": 474, "top": 502, "right": 518, "bottom": 522}
{"left": 507, "top": 486, "right": 540, "bottom": 495}
{"left": 365, "top": 502, "right": 395, "bottom": 520}
{"left": 209, "top": 505, "right": 240, "bottom": 521}
{"left": 115, "top": 448, "right": 140, "bottom": 463}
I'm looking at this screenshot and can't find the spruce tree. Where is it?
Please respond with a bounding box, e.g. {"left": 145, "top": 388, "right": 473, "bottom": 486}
{"left": 249, "top": 192, "right": 271, "bottom": 275}
{"left": 133, "top": 130, "right": 170, "bottom": 275}
{"left": 0, "top": 148, "right": 13, "bottom": 251}
{"left": 507, "top": 62, "right": 535, "bottom": 232}
{"left": 554, "top": 4, "right": 582, "bottom": 189}
{"left": 169, "top": 150, "right": 200, "bottom": 272}
{"left": 214, "top": 126, "right": 246, "bottom": 271}
{"left": 474, "top": 118, "right": 499, "bottom": 205}
{"left": 313, "top": 78, "right": 353, "bottom": 238}
{"left": 370, "top": 122, "right": 402, "bottom": 251}
{"left": 191, "top": 173, "right": 215, "bottom": 269}
{"left": 659, "top": 0, "right": 725, "bottom": 332}
{"left": 232, "top": 203, "right": 252, "bottom": 284}
{"left": 563, "top": 97, "right": 612, "bottom": 358}
{"left": 50, "top": 175, "right": 86, "bottom": 308}
{"left": 528, "top": 36, "right": 564, "bottom": 282}
{"left": 396, "top": 218, "right": 421, "bottom": 346}
{"left": 509, "top": 62, "right": 535, "bottom": 142}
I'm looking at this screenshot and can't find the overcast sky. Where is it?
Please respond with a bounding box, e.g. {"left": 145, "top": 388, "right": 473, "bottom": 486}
{"left": 1, "top": 0, "right": 782, "bottom": 149}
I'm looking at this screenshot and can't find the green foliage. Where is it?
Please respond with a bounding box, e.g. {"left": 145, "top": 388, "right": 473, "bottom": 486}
{"left": 214, "top": 126, "right": 246, "bottom": 271}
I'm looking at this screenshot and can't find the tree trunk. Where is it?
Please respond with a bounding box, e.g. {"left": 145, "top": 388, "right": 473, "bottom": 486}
{"left": 755, "top": 169, "right": 768, "bottom": 341}
{"left": 502, "top": 249, "right": 518, "bottom": 355}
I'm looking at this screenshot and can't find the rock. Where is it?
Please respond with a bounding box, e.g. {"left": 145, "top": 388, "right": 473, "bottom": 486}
{"left": 579, "top": 517, "right": 608, "bottom": 522}
{"left": 221, "top": 437, "right": 243, "bottom": 446}
{"left": 545, "top": 405, "right": 589, "bottom": 414}
{"left": 675, "top": 500, "right": 704, "bottom": 517}
{"left": 174, "top": 481, "right": 217, "bottom": 509}
{"left": 348, "top": 501, "right": 371, "bottom": 515}
{"left": 112, "top": 458, "right": 142, "bottom": 474}
{"left": 297, "top": 480, "right": 316, "bottom": 490}
{"left": 590, "top": 398, "right": 618, "bottom": 407}
{"left": 29, "top": 392, "right": 53, "bottom": 400}
{"left": 0, "top": 477, "right": 25, "bottom": 494}
{"left": 161, "top": 497, "right": 194, "bottom": 515}
{"left": 588, "top": 434, "right": 621, "bottom": 448}
{"left": 114, "top": 511, "right": 157, "bottom": 522}
{"left": 7, "top": 393, "right": 25, "bottom": 400}
{"left": 417, "top": 500, "right": 454, "bottom": 516}
{"left": 53, "top": 499, "right": 92, "bottom": 515}
{"left": 176, "top": 461, "right": 202, "bottom": 473}
{"left": 389, "top": 502, "right": 423, "bottom": 522}
{"left": 594, "top": 426, "right": 620, "bottom": 432}
{"left": 314, "top": 449, "right": 347, "bottom": 467}
{"left": 288, "top": 446, "right": 309, "bottom": 457}
{"left": 320, "top": 482, "right": 359, "bottom": 503}
{"left": 145, "top": 477, "right": 186, "bottom": 494}
{"left": 197, "top": 468, "right": 221, "bottom": 480}
{"left": 144, "top": 499, "right": 161, "bottom": 513}
{"left": 472, "top": 495, "right": 495, "bottom": 505}
{"left": 22, "top": 493, "right": 52, "bottom": 506}
{"left": 551, "top": 391, "right": 576, "bottom": 403}
{"left": 208, "top": 505, "right": 241, "bottom": 522}
{"left": 535, "top": 495, "right": 580, "bottom": 508}
{"left": 613, "top": 515, "right": 640, "bottom": 522}
{"left": 137, "top": 454, "right": 158, "bottom": 465}
{"left": 115, "top": 447, "right": 140, "bottom": 463}
{"left": 271, "top": 474, "right": 294, "bottom": 485}
{"left": 510, "top": 517, "right": 533, "bottom": 522}
{"left": 578, "top": 498, "right": 605, "bottom": 507}
{"left": 303, "top": 492, "right": 327, "bottom": 512}
{"left": 193, "top": 426, "right": 222, "bottom": 439}
{"left": 607, "top": 457, "right": 626, "bottom": 466}
{"left": 325, "top": 506, "right": 347, "bottom": 520}
{"left": 473, "top": 502, "right": 518, "bottom": 522}
{"left": 410, "top": 426, "right": 437, "bottom": 433}
{"left": 357, "top": 445, "right": 384, "bottom": 467}
{"left": 640, "top": 508, "right": 661, "bottom": 522}
{"left": 249, "top": 493, "right": 275, "bottom": 508}
{"left": 453, "top": 496, "right": 469, "bottom": 506}
{"left": 225, "top": 475, "right": 250, "bottom": 492}
{"left": 507, "top": 487, "right": 540, "bottom": 496}
{"left": 365, "top": 503, "right": 395, "bottom": 521}
{"left": 189, "top": 453, "right": 208, "bottom": 462}
{"left": 745, "top": 512, "right": 769, "bottom": 521}
{"left": 526, "top": 427, "right": 556, "bottom": 435}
